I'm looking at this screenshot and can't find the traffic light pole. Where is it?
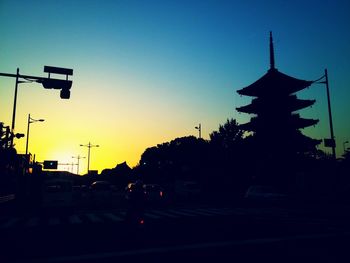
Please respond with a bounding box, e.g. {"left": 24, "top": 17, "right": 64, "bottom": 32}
{"left": 10, "top": 68, "right": 20, "bottom": 147}
{"left": 0, "top": 66, "right": 73, "bottom": 147}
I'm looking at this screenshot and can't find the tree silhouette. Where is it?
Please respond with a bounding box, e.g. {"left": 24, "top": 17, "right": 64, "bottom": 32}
{"left": 209, "top": 119, "right": 243, "bottom": 149}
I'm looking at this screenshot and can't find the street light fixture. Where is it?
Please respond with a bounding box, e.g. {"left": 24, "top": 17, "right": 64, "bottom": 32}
{"left": 25, "top": 114, "right": 45, "bottom": 156}
{"left": 0, "top": 66, "right": 73, "bottom": 147}
{"left": 80, "top": 142, "right": 99, "bottom": 174}
{"left": 72, "top": 155, "right": 86, "bottom": 175}
{"left": 195, "top": 123, "right": 201, "bottom": 139}
{"left": 343, "top": 141, "right": 349, "bottom": 155}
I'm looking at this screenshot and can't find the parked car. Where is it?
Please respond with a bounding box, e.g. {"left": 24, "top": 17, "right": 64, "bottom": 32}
{"left": 42, "top": 179, "right": 74, "bottom": 208}
{"left": 125, "top": 182, "right": 137, "bottom": 200}
{"left": 90, "top": 181, "right": 113, "bottom": 203}
{"left": 143, "top": 184, "right": 165, "bottom": 202}
{"left": 175, "top": 181, "right": 201, "bottom": 200}
{"left": 245, "top": 185, "right": 288, "bottom": 202}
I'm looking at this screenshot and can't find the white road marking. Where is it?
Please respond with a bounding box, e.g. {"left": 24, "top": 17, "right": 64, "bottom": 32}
{"left": 0, "top": 217, "right": 20, "bottom": 229}
{"left": 144, "top": 212, "right": 162, "bottom": 219}
{"left": 69, "top": 215, "right": 83, "bottom": 224}
{"left": 86, "top": 213, "right": 103, "bottom": 223}
{"left": 167, "top": 209, "right": 197, "bottom": 217}
{"left": 48, "top": 217, "right": 61, "bottom": 226}
{"left": 103, "top": 213, "right": 124, "bottom": 222}
{"left": 25, "top": 217, "right": 40, "bottom": 227}
{"left": 150, "top": 210, "right": 180, "bottom": 218}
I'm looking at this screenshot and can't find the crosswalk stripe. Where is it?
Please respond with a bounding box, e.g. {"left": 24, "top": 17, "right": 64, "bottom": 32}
{"left": 48, "top": 217, "right": 61, "bottom": 226}
{"left": 69, "top": 215, "right": 83, "bottom": 224}
{"left": 167, "top": 209, "right": 197, "bottom": 217}
{"left": 0, "top": 218, "right": 20, "bottom": 229}
{"left": 198, "top": 208, "right": 232, "bottom": 215}
{"left": 103, "top": 213, "right": 124, "bottom": 222}
{"left": 150, "top": 210, "right": 180, "bottom": 218}
{"left": 180, "top": 208, "right": 215, "bottom": 216}
{"left": 0, "top": 207, "right": 238, "bottom": 229}
{"left": 144, "top": 212, "right": 162, "bottom": 219}
{"left": 25, "top": 217, "right": 40, "bottom": 227}
{"left": 86, "top": 213, "right": 103, "bottom": 223}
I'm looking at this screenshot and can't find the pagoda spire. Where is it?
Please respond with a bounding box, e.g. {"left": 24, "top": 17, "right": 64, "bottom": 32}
{"left": 269, "top": 31, "right": 275, "bottom": 70}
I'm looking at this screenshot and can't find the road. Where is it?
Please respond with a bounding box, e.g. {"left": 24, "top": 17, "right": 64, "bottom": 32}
{"left": 2, "top": 201, "right": 350, "bottom": 263}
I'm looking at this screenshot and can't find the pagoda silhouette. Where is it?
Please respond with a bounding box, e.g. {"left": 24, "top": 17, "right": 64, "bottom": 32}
{"left": 236, "top": 32, "right": 321, "bottom": 188}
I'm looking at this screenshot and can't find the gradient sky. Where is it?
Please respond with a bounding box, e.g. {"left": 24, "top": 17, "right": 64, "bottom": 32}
{"left": 1, "top": 0, "right": 349, "bottom": 174}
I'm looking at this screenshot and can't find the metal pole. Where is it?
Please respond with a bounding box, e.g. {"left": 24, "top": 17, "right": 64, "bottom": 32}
{"left": 25, "top": 114, "right": 30, "bottom": 155}
{"left": 199, "top": 123, "right": 201, "bottom": 139}
{"left": 325, "top": 69, "right": 336, "bottom": 160}
{"left": 77, "top": 156, "right": 80, "bottom": 175}
{"left": 87, "top": 142, "right": 91, "bottom": 174}
{"left": 10, "top": 68, "right": 19, "bottom": 147}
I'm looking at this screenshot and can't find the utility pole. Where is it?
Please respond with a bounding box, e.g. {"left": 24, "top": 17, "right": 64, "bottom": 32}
{"left": 80, "top": 142, "right": 99, "bottom": 174}
{"left": 325, "top": 69, "right": 336, "bottom": 160}
{"left": 72, "top": 155, "right": 85, "bottom": 175}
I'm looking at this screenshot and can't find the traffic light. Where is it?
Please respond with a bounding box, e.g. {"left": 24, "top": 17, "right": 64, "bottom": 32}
{"left": 43, "top": 160, "right": 58, "bottom": 169}
{"left": 41, "top": 66, "right": 73, "bottom": 100}
{"left": 15, "top": 133, "right": 25, "bottom": 138}
{"left": 60, "top": 88, "right": 70, "bottom": 99}
{"left": 41, "top": 79, "right": 72, "bottom": 90}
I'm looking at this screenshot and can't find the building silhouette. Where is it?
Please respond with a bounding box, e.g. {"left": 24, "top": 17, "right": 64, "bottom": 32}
{"left": 236, "top": 32, "right": 321, "bottom": 189}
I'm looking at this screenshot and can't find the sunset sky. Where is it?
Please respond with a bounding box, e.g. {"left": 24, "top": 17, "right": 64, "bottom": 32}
{"left": 1, "top": 0, "right": 349, "bottom": 174}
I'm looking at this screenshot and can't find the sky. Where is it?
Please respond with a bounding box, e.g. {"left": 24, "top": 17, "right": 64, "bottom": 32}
{"left": 1, "top": 0, "right": 350, "bottom": 174}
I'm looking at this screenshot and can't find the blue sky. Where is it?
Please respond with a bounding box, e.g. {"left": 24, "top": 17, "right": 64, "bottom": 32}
{"left": 1, "top": 0, "right": 350, "bottom": 172}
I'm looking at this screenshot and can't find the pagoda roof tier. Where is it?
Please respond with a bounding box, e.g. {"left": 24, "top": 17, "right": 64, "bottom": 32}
{"left": 239, "top": 114, "right": 319, "bottom": 131}
{"left": 236, "top": 96, "right": 316, "bottom": 114}
{"left": 237, "top": 68, "right": 313, "bottom": 97}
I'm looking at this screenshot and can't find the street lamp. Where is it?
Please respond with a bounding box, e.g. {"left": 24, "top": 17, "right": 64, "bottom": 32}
{"left": 80, "top": 142, "right": 99, "bottom": 174}
{"left": 313, "top": 69, "right": 336, "bottom": 160}
{"left": 343, "top": 141, "right": 349, "bottom": 155}
{"left": 0, "top": 66, "right": 73, "bottom": 147}
{"left": 72, "top": 155, "right": 85, "bottom": 175}
{"left": 195, "top": 123, "right": 201, "bottom": 139}
{"left": 25, "top": 114, "right": 45, "bottom": 156}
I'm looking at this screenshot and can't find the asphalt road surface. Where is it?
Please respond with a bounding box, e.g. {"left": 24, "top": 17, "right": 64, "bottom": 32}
{"left": 2, "top": 204, "right": 350, "bottom": 263}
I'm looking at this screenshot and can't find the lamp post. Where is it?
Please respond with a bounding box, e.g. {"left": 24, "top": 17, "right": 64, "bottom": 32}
{"left": 0, "top": 66, "right": 73, "bottom": 147}
{"left": 195, "top": 123, "right": 201, "bottom": 139}
{"left": 25, "top": 114, "right": 45, "bottom": 156}
{"left": 72, "top": 155, "right": 85, "bottom": 175}
{"left": 80, "top": 142, "right": 99, "bottom": 174}
{"left": 314, "top": 69, "right": 336, "bottom": 160}
{"left": 343, "top": 141, "right": 349, "bottom": 155}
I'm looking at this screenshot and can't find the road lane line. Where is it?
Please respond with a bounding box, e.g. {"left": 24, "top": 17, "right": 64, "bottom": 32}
{"left": 103, "top": 213, "right": 124, "bottom": 222}
{"left": 86, "top": 213, "right": 103, "bottom": 223}
{"left": 167, "top": 209, "right": 197, "bottom": 217}
{"left": 144, "top": 212, "right": 161, "bottom": 219}
{"left": 48, "top": 217, "right": 61, "bottom": 226}
{"left": 25, "top": 217, "right": 40, "bottom": 228}
{"left": 197, "top": 208, "right": 231, "bottom": 215}
{"left": 180, "top": 208, "right": 215, "bottom": 216}
{"left": 150, "top": 210, "right": 180, "bottom": 218}
{"left": 0, "top": 218, "right": 20, "bottom": 229}
{"left": 69, "top": 215, "right": 83, "bottom": 224}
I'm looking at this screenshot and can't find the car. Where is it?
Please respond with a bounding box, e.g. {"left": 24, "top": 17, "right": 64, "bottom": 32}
{"left": 175, "top": 181, "right": 201, "bottom": 200}
{"left": 42, "top": 179, "right": 74, "bottom": 209}
{"left": 125, "top": 182, "right": 137, "bottom": 200}
{"left": 143, "top": 184, "right": 165, "bottom": 202}
{"left": 244, "top": 185, "right": 288, "bottom": 202}
{"left": 89, "top": 181, "right": 113, "bottom": 203}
